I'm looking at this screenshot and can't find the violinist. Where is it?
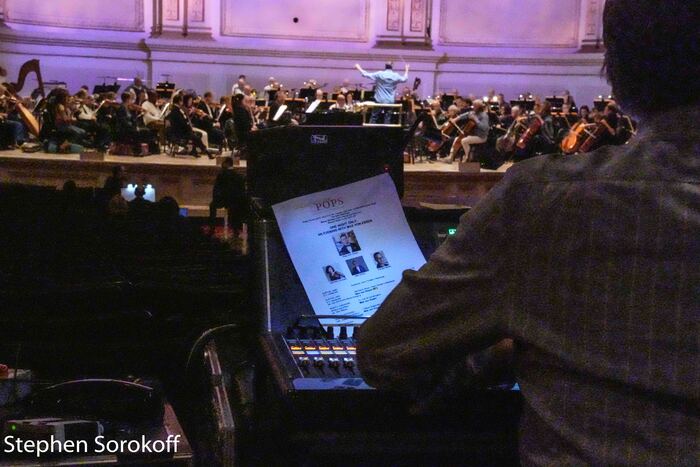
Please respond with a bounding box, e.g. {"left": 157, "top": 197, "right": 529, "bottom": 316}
{"left": 195, "top": 91, "right": 225, "bottom": 149}
{"left": 52, "top": 88, "right": 89, "bottom": 146}
{"left": 115, "top": 91, "right": 155, "bottom": 151}
{"left": 443, "top": 99, "right": 489, "bottom": 164}
{"left": 182, "top": 94, "right": 210, "bottom": 149}
{"left": 76, "top": 92, "right": 111, "bottom": 149}
{"left": 166, "top": 93, "right": 210, "bottom": 158}
{"left": 142, "top": 90, "right": 167, "bottom": 145}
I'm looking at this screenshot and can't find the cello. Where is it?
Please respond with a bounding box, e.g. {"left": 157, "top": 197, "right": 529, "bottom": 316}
{"left": 516, "top": 114, "right": 543, "bottom": 150}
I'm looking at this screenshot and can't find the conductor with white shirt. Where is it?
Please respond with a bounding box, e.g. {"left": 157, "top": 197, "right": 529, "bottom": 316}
{"left": 355, "top": 61, "right": 408, "bottom": 124}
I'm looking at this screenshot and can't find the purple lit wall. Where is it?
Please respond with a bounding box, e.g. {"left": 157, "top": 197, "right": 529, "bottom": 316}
{"left": 0, "top": 0, "right": 610, "bottom": 105}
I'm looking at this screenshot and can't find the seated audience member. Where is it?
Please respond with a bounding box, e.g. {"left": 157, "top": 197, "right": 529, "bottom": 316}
{"left": 103, "top": 165, "right": 126, "bottom": 203}
{"left": 127, "top": 184, "right": 152, "bottom": 220}
{"left": 166, "top": 94, "right": 210, "bottom": 158}
{"left": 209, "top": 156, "right": 247, "bottom": 237}
{"left": 357, "top": 1, "right": 700, "bottom": 465}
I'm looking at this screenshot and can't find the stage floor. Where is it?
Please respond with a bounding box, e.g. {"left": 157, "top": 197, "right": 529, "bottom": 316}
{"left": 0, "top": 149, "right": 511, "bottom": 173}
{"left": 0, "top": 149, "right": 509, "bottom": 208}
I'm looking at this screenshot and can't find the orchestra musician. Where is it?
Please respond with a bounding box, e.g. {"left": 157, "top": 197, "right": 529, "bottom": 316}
{"left": 165, "top": 93, "right": 210, "bottom": 158}
{"left": 514, "top": 100, "right": 557, "bottom": 160}
{"left": 231, "top": 75, "right": 247, "bottom": 96}
{"left": 52, "top": 88, "right": 89, "bottom": 146}
{"left": 0, "top": 93, "right": 27, "bottom": 149}
{"left": 305, "top": 89, "right": 326, "bottom": 114}
{"left": 442, "top": 99, "right": 490, "bottom": 163}
{"left": 75, "top": 90, "right": 110, "bottom": 149}
{"left": 355, "top": 61, "right": 409, "bottom": 124}
{"left": 195, "top": 91, "right": 225, "bottom": 150}
{"left": 141, "top": 90, "right": 167, "bottom": 146}
{"left": 329, "top": 93, "right": 349, "bottom": 112}
{"left": 114, "top": 91, "right": 156, "bottom": 152}
{"left": 578, "top": 105, "right": 593, "bottom": 123}
{"left": 263, "top": 77, "right": 279, "bottom": 103}
{"left": 232, "top": 94, "right": 255, "bottom": 148}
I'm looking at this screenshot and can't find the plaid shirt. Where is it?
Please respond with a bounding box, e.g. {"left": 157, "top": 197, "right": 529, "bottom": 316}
{"left": 358, "top": 106, "right": 700, "bottom": 466}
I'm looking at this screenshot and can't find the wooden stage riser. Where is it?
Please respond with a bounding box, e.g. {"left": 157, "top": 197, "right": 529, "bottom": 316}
{"left": 0, "top": 157, "right": 504, "bottom": 208}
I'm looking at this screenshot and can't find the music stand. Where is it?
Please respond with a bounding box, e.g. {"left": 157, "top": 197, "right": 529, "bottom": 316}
{"left": 298, "top": 89, "right": 316, "bottom": 101}
{"left": 156, "top": 82, "right": 176, "bottom": 99}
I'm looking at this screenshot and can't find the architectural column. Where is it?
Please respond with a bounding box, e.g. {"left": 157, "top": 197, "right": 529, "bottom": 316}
{"left": 580, "top": 0, "right": 606, "bottom": 50}
{"left": 152, "top": 0, "right": 212, "bottom": 37}
{"left": 375, "top": 0, "right": 432, "bottom": 48}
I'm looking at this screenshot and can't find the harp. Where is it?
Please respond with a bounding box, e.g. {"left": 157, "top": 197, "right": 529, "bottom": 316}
{"left": 6, "top": 59, "right": 45, "bottom": 99}
{"left": 3, "top": 60, "right": 45, "bottom": 137}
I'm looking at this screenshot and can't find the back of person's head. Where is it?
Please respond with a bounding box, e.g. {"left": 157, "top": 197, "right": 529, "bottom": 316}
{"left": 603, "top": 0, "right": 699, "bottom": 116}
{"left": 107, "top": 194, "right": 128, "bottom": 216}
{"left": 385, "top": 62, "right": 393, "bottom": 70}
{"left": 121, "top": 92, "right": 132, "bottom": 103}
{"left": 157, "top": 196, "right": 180, "bottom": 222}
{"left": 62, "top": 180, "right": 77, "bottom": 193}
{"left": 134, "top": 185, "right": 146, "bottom": 199}
{"left": 221, "top": 157, "right": 234, "bottom": 169}
{"left": 233, "top": 93, "right": 245, "bottom": 107}
{"left": 172, "top": 94, "right": 183, "bottom": 105}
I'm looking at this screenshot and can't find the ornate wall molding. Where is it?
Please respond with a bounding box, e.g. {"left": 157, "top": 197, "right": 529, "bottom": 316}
{"left": 439, "top": 0, "right": 581, "bottom": 48}
{"left": 3, "top": 0, "right": 145, "bottom": 32}
{"left": 221, "top": 0, "right": 369, "bottom": 42}
{"left": 189, "top": 0, "right": 204, "bottom": 22}
{"left": 165, "top": 0, "right": 179, "bottom": 21}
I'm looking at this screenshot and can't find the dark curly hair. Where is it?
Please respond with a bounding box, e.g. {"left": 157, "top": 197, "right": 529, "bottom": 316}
{"left": 603, "top": 1, "right": 700, "bottom": 116}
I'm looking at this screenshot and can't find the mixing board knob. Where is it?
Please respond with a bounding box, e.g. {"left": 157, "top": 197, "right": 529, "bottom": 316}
{"left": 313, "top": 357, "right": 325, "bottom": 368}
{"left": 343, "top": 358, "right": 355, "bottom": 369}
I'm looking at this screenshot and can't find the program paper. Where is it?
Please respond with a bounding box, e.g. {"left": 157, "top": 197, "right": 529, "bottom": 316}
{"left": 272, "top": 174, "right": 426, "bottom": 325}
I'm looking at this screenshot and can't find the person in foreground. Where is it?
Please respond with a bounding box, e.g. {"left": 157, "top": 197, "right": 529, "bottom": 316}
{"left": 357, "top": 1, "right": 699, "bottom": 465}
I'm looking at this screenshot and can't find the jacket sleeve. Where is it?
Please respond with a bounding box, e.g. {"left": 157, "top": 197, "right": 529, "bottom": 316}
{"left": 356, "top": 169, "right": 518, "bottom": 393}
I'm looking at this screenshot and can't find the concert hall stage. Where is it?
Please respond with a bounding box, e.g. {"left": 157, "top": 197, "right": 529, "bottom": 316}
{"left": 0, "top": 151, "right": 507, "bottom": 211}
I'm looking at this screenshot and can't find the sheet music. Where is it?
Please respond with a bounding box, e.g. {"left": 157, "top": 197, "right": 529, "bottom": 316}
{"left": 305, "top": 99, "right": 321, "bottom": 114}
{"left": 273, "top": 104, "right": 287, "bottom": 121}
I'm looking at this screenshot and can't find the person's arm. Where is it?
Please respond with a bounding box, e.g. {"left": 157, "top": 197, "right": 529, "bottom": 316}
{"left": 400, "top": 64, "right": 410, "bottom": 83}
{"left": 357, "top": 170, "right": 518, "bottom": 394}
{"left": 355, "top": 63, "right": 376, "bottom": 80}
